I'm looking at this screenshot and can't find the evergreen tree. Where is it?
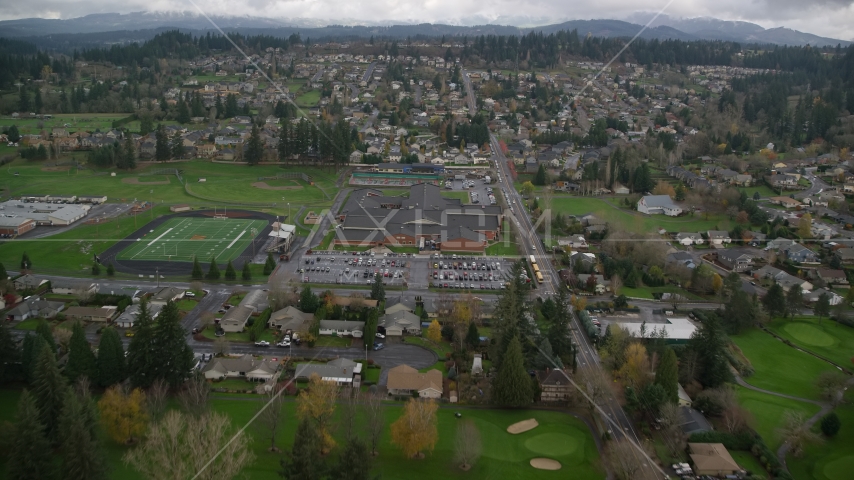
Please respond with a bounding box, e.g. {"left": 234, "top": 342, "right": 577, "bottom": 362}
{"left": 214, "top": 95, "right": 224, "bottom": 118}
{"left": 821, "top": 412, "right": 841, "bottom": 437}
{"left": 18, "top": 86, "right": 30, "bottom": 112}
{"left": 654, "top": 348, "right": 679, "bottom": 403}
{"left": 224, "top": 260, "right": 237, "bottom": 280}
{"left": 688, "top": 314, "right": 731, "bottom": 388}
{"left": 206, "top": 258, "right": 221, "bottom": 280}
{"left": 58, "top": 389, "right": 108, "bottom": 480}
{"left": 761, "top": 283, "right": 787, "bottom": 318}
{"left": 21, "top": 334, "right": 46, "bottom": 383}
{"left": 548, "top": 289, "right": 574, "bottom": 363}
{"left": 6, "top": 390, "right": 54, "bottom": 480}
{"left": 154, "top": 124, "right": 170, "bottom": 161}
{"left": 170, "top": 131, "right": 184, "bottom": 159}
{"left": 224, "top": 94, "right": 238, "bottom": 118}
{"left": 126, "top": 301, "right": 156, "bottom": 388}
{"left": 785, "top": 284, "right": 803, "bottom": 318}
{"left": 246, "top": 123, "right": 264, "bottom": 165}
{"left": 150, "top": 300, "right": 194, "bottom": 388}
{"left": 139, "top": 112, "right": 153, "bottom": 136}
{"left": 465, "top": 321, "right": 480, "bottom": 350}
{"left": 65, "top": 323, "right": 96, "bottom": 383}
{"left": 0, "top": 261, "right": 7, "bottom": 280}
{"left": 35, "top": 320, "right": 56, "bottom": 354}
{"left": 332, "top": 436, "right": 371, "bottom": 480}
{"left": 20, "top": 251, "right": 31, "bottom": 270}
{"left": 176, "top": 98, "right": 191, "bottom": 124}
{"left": 95, "top": 328, "right": 126, "bottom": 388}
{"left": 298, "top": 285, "right": 319, "bottom": 313}
{"left": 0, "top": 323, "right": 21, "bottom": 383}
{"left": 815, "top": 293, "right": 831, "bottom": 324}
{"left": 492, "top": 336, "right": 533, "bottom": 407}
{"left": 91, "top": 263, "right": 101, "bottom": 275}
{"left": 264, "top": 253, "right": 276, "bottom": 275}
{"left": 34, "top": 88, "right": 42, "bottom": 114}
{"left": 106, "top": 262, "right": 115, "bottom": 276}
{"left": 534, "top": 337, "right": 562, "bottom": 369}
{"left": 191, "top": 256, "right": 203, "bottom": 280}
{"left": 280, "top": 417, "right": 326, "bottom": 480}
{"left": 533, "top": 164, "right": 547, "bottom": 186}
{"left": 31, "top": 344, "right": 69, "bottom": 441}
{"left": 370, "top": 274, "right": 385, "bottom": 302}
{"left": 278, "top": 122, "right": 291, "bottom": 162}
{"left": 242, "top": 261, "right": 252, "bottom": 281}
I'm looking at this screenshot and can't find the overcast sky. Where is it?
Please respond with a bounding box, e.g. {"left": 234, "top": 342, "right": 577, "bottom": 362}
{"left": 2, "top": 0, "right": 854, "bottom": 41}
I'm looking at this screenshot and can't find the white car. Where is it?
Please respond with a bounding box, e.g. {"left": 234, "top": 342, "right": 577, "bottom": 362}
{"left": 376, "top": 332, "right": 386, "bottom": 339}
{"left": 276, "top": 340, "right": 291, "bottom": 347}
{"left": 254, "top": 340, "right": 270, "bottom": 347}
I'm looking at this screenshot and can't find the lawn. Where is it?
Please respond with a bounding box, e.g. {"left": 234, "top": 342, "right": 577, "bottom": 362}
{"left": 317, "top": 230, "right": 335, "bottom": 250}
{"left": 314, "top": 335, "right": 353, "bottom": 347}
{"left": 730, "top": 450, "right": 769, "bottom": 479}
{"left": 295, "top": 90, "right": 321, "bottom": 107}
{"left": 766, "top": 316, "right": 854, "bottom": 369}
{"left": 210, "top": 378, "right": 259, "bottom": 392}
{"left": 550, "top": 197, "right": 732, "bottom": 235}
{"left": 735, "top": 386, "right": 821, "bottom": 450}
{"left": 486, "top": 220, "right": 519, "bottom": 256}
{"left": 13, "top": 318, "right": 41, "bottom": 330}
{"left": 116, "top": 217, "right": 268, "bottom": 263}
{"left": 620, "top": 285, "right": 705, "bottom": 301}
{"left": 787, "top": 391, "right": 854, "bottom": 480}
{"left": 731, "top": 328, "right": 836, "bottom": 400}
{"left": 362, "top": 366, "right": 381, "bottom": 384}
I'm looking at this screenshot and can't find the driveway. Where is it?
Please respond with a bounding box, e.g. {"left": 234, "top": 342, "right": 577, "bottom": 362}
{"left": 371, "top": 343, "right": 438, "bottom": 385}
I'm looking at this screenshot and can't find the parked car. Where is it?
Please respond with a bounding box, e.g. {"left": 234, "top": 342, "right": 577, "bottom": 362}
{"left": 373, "top": 342, "right": 385, "bottom": 351}
{"left": 276, "top": 340, "right": 291, "bottom": 347}
{"left": 254, "top": 340, "right": 270, "bottom": 347}
{"left": 375, "top": 332, "right": 386, "bottom": 339}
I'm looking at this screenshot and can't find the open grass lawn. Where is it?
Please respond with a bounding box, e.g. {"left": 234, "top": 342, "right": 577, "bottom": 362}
{"left": 766, "top": 316, "right": 854, "bottom": 368}
{"left": 550, "top": 197, "right": 732, "bottom": 235}
{"left": 117, "top": 217, "right": 267, "bottom": 263}
{"left": 788, "top": 391, "right": 854, "bottom": 480}
{"left": 442, "top": 191, "right": 471, "bottom": 203}
{"left": 210, "top": 378, "right": 259, "bottom": 392}
{"left": 731, "top": 328, "right": 836, "bottom": 400}
{"left": 730, "top": 450, "right": 769, "bottom": 479}
{"left": 619, "top": 285, "right": 705, "bottom": 301}
{"left": 314, "top": 335, "right": 353, "bottom": 347}
{"left": 295, "top": 90, "right": 321, "bottom": 107}
{"left": 12, "top": 319, "right": 41, "bottom": 330}
{"left": 486, "top": 220, "right": 519, "bottom": 256}
{"left": 0, "top": 113, "right": 132, "bottom": 136}
{"left": 317, "top": 229, "right": 335, "bottom": 250}
{"left": 735, "top": 386, "right": 821, "bottom": 450}
{"left": 175, "top": 298, "right": 199, "bottom": 312}
{"left": 362, "top": 367, "right": 381, "bottom": 384}
{"left": 1, "top": 159, "right": 336, "bottom": 209}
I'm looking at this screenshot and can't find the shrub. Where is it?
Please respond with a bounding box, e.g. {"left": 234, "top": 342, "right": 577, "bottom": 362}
{"left": 821, "top": 412, "right": 841, "bottom": 437}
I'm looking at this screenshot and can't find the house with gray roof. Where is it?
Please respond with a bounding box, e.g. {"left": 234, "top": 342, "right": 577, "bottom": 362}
{"left": 202, "top": 355, "right": 278, "bottom": 382}
{"left": 5, "top": 297, "right": 65, "bottom": 322}
{"left": 782, "top": 243, "right": 819, "bottom": 263}
{"left": 637, "top": 195, "right": 682, "bottom": 216}
{"left": 294, "top": 358, "right": 362, "bottom": 386}
{"left": 318, "top": 320, "right": 364, "bottom": 338}
{"left": 717, "top": 249, "right": 755, "bottom": 272}
{"left": 268, "top": 306, "right": 313, "bottom": 331}
{"left": 220, "top": 290, "right": 269, "bottom": 333}
{"left": 380, "top": 310, "right": 422, "bottom": 336}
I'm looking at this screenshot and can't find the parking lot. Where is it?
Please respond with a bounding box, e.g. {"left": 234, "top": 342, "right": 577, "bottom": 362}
{"left": 295, "top": 251, "right": 411, "bottom": 286}
{"left": 425, "top": 253, "right": 515, "bottom": 291}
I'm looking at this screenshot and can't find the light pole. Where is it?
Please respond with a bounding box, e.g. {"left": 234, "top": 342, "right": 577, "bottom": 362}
{"left": 156, "top": 267, "right": 160, "bottom": 288}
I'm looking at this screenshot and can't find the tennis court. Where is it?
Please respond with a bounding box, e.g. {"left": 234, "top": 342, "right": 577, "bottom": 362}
{"left": 116, "top": 217, "right": 268, "bottom": 263}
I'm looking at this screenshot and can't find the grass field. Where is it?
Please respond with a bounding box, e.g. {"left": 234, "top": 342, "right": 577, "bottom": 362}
{"left": 295, "top": 90, "right": 321, "bottom": 107}
{"left": 549, "top": 197, "right": 732, "bottom": 234}
{"left": 730, "top": 450, "right": 769, "bottom": 478}
{"left": 735, "top": 386, "right": 821, "bottom": 450}
{"left": 731, "top": 328, "right": 836, "bottom": 400}
{"left": 0, "top": 388, "right": 601, "bottom": 480}
{"left": 116, "top": 217, "right": 267, "bottom": 263}
{"left": 766, "top": 316, "right": 854, "bottom": 368}
{"left": 0, "top": 113, "right": 131, "bottom": 136}
{"left": 620, "top": 285, "right": 705, "bottom": 300}
{"left": 788, "top": 391, "right": 854, "bottom": 480}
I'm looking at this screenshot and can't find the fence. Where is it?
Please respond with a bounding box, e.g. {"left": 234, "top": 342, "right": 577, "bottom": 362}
{"left": 257, "top": 172, "right": 313, "bottom": 183}
{"left": 143, "top": 168, "right": 183, "bottom": 183}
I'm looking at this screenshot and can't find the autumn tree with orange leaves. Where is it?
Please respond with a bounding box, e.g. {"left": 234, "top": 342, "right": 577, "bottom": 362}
{"left": 390, "top": 398, "right": 438, "bottom": 459}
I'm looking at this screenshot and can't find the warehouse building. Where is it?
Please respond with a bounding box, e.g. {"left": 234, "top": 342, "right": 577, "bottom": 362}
{"left": 0, "top": 216, "right": 36, "bottom": 236}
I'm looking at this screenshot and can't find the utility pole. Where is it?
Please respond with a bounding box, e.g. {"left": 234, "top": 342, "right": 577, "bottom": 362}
{"left": 156, "top": 267, "right": 160, "bottom": 288}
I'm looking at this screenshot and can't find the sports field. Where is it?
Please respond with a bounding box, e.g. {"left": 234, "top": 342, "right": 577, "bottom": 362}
{"left": 116, "top": 217, "right": 267, "bottom": 263}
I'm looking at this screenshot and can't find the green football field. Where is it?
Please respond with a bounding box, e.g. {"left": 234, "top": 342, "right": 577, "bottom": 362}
{"left": 116, "top": 217, "right": 268, "bottom": 263}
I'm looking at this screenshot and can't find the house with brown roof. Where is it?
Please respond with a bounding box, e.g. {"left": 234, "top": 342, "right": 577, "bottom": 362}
{"left": 64, "top": 306, "right": 118, "bottom": 323}
{"left": 536, "top": 369, "right": 572, "bottom": 402}
{"left": 688, "top": 443, "right": 741, "bottom": 477}
{"left": 386, "top": 365, "right": 443, "bottom": 398}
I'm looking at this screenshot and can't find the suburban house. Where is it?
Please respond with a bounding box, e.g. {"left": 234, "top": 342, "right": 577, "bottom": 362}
{"left": 114, "top": 304, "right": 162, "bottom": 328}
{"left": 202, "top": 354, "right": 279, "bottom": 382}
{"left": 380, "top": 310, "right": 422, "bottom": 336}
{"left": 675, "top": 233, "right": 704, "bottom": 246}
{"left": 318, "top": 320, "right": 365, "bottom": 338}
{"left": 706, "top": 231, "right": 731, "bottom": 246}
{"left": 294, "top": 358, "right": 362, "bottom": 386}
{"left": 536, "top": 369, "right": 572, "bottom": 402}
{"left": 637, "top": 195, "right": 682, "bottom": 216}
{"left": 768, "top": 196, "right": 802, "bottom": 209}
{"left": 717, "top": 249, "right": 754, "bottom": 272}
{"left": 5, "top": 297, "right": 65, "bottom": 321}
{"left": 219, "top": 290, "right": 269, "bottom": 333}
{"left": 804, "top": 288, "right": 843, "bottom": 305}
{"left": 64, "top": 306, "right": 118, "bottom": 323}
{"left": 666, "top": 251, "right": 696, "bottom": 269}
{"left": 386, "top": 365, "right": 443, "bottom": 398}
{"left": 816, "top": 268, "right": 848, "bottom": 286}
{"left": 782, "top": 243, "right": 819, "bottom": 263}
{"left": 753, "top": 266, "right": 813, "bottom": 291}
{"left": 577, "top": 274, "right": 607, "bottom": 294}
{"left": 268, "top": 306, "right": 313, "bottom": 331}
{"left": 13, "top": 274, "right": 47, "bottom": 291}
{"left": 834, "top": 248, "right": 854, "bottom": 264}
{"left": 149, "top": 287, "right": 185, "bottom": 306}
{"left": 50, "top": 280, "right": 99, "bottom": 296}
{"left": 688, "top": 443, "right": 740, "bottom": 477}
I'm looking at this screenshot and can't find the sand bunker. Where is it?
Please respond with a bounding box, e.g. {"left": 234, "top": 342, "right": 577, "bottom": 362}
{"left": 122, "top": 177, "right": 169, "bottom": 185}
{"left": 251, "top": 181, "right": 304, "bottom": 191}
{"left": 530, "top": 458, "right": 561, "bottom": 470}
{"left": 507, "top": 418, "right": 538, "bottom": 434}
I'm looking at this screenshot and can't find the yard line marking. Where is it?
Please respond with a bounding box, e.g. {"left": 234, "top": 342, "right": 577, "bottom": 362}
{"left": 225, "top": 230, "right": 247, "bottom": 250}
{"left": 133, "top": 227, "right": 173, "bottom": 258}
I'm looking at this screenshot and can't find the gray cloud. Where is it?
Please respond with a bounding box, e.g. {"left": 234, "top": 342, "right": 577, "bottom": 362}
{"left": 0, "top": 0, "right": 852, "bottom": 40}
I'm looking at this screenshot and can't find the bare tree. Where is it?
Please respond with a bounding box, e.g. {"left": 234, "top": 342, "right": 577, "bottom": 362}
{"left": 602, "top": 439, "right": 660, "bottom": 480}
{"left": 337, "top": 388, "right": 359, "bottom": 442}
{"left": 53, "top": 328, "right": 73, "bottom": 354}
{"left": 453, "top": 419, "right": 482, "bottom": 471}
{"left": 577, "top": 366, "right": 611, "bottom": 415}
{"left": 198, "top": 312, "right": 216, "bottom": 332}
{"left": 722, "top": 404, "right": 753, "bottom": 434}
{"left": 179, "top": 373, "right": 210, "bottom": 417}
{"left": 658, "top": 402, "right": 686, "bottom": 457}
{"left": 268, "top": 281, "right": 297, "bottom": 311}
{"left": 73, "top": 286, "right": 95, "bottom": 304}
{"left": 347, "top": 293, "right": 365, "bottom": 311}
{"left": 778, "top": 410, "right": 823, "bottom": 458}
{"left": 363, "top": 390, "right": 386, "bottom": 456}
{"left": 213, "top": 337, "right": 231, "bottom": 357}
{"left": 189, "top": 281, "right": 203, "bottom": 292}
{"left": 815, "top": 371, "right": 848, "bottom": 406}
{"left": 669, "top": 293, "right": 684, "bottom": 312}
{"left": 124, "top": 410, "right": 255, "bottom": 480}
{"left": 147, "top": 378, "right": 169, "bottom": 420}
{"left": 256, "top": 385, "right": 286, "bottom": 453}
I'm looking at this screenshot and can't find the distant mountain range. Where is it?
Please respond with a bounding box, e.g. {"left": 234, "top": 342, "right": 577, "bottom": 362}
{"left": 0, "top": 11, "right": 848, "bottom": 48}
